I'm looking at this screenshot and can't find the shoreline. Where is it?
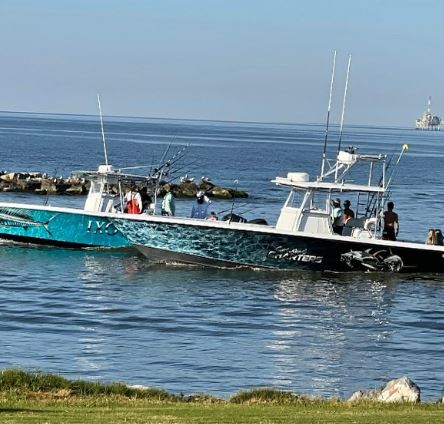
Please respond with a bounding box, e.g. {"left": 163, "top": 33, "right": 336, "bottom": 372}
{"left": 1, "top": 370, "right": 443, "bottom": 424}
{"left": 1, "top": 369, "right": 442, "bottom": 404}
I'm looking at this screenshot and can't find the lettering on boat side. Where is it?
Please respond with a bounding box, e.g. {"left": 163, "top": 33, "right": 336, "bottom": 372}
{"left": 86, "top": 220, "right": 118, "bottom": 235}
{"left": 268, "top": 246, "right": 323, "bottom": 263}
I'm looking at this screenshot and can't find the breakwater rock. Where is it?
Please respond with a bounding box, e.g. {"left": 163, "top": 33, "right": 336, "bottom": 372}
{"left": 348, "top": 377, "right": 421, "bottom": 403}
{"left": 0, "top": 171, "right": 248, "bottom": 199}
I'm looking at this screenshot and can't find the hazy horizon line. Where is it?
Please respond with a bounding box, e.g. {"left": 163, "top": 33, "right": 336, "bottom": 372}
{"left": 0, "top": 108, "right": 414, "bottom": 131}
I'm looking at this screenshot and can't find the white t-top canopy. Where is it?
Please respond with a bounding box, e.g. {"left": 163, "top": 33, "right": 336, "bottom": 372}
{"left": 272, "top": 176, "right": 385, "bottom": 194}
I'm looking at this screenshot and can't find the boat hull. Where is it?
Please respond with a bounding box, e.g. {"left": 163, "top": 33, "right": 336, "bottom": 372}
{"left": 0, "top": 204, "right": 129, "bottom": 248}
{"left": 112, "top": 216, "right": 444, "bottom": 272}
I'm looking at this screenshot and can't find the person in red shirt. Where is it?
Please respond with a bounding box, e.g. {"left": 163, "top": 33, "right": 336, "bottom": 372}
{"left": 124, "top": 186, "right": 142, "bottom": 214}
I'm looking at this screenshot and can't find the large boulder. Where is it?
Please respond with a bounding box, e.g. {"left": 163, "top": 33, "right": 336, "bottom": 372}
{"left": 209, "top": 186, "right": 233, "bottom": 199}
{"left": 0, "top": 172, "right": 17, "bottom": 182}
{"left": 229, "top": 188, "right": 248, "bottom": 198}
{"left": 40, "top": 178, "right": 58, "bottom": 194}
{"left": 176, "top": 181, "right": 198, "bottom": 197}
{"left": 198, "top": 180, "right": 216, "bottom": 192}
{"left": 40, "top": 178, "right": 71, "bottom": 194}
{"left": 378, "top": 377, "right": 420, "bottom": 402}
{"left": 14, "top": 179, "right": 41, "bottom": 192}
{"left": 208, "top": 186, "right": 249, "bottom": 199}
{"left": 65, "top": 185, "right": 86, "bottom": 195}
{"left": 348, "top": 377, "right": 420, "bottom": 403}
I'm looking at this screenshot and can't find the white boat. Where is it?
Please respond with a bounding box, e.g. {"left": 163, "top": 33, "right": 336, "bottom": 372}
{"left": 108, "top": 54, "right": 444, "bottom": 272}
{"left": 107, "top": 142, "right": 444, "bottom": 272}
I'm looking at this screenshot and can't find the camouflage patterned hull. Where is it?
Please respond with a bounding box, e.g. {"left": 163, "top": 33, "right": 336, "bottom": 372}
{"left": 112, "top": 216, "right": 444, "bottom": 272}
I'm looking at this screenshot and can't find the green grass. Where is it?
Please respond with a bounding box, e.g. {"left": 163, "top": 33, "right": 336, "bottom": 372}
{"left": 0, "top": 369, "right": 443, "bottom": 423}
{"left": 0, "top": 369, "right": 173, "bottom": 400}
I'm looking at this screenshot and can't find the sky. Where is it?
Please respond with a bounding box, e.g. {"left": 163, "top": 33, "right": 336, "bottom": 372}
{"left": 0, "top": 0, "right": 443, "bottom": 126}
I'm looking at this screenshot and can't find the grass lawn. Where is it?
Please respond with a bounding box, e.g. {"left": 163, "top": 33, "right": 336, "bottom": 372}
{"left": 1, "top": 399, "right": 444, "bottom": 424}
{"left": 0, "top": 369, "right": 443, "bottom": 423}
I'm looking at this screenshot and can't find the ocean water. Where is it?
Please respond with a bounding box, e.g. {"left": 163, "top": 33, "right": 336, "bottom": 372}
{"left": 0, "top": 112, "right": 443, "bottom": 400}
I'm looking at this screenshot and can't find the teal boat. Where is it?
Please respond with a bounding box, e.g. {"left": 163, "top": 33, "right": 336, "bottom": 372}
{"left": 0, "top": 164, "right": 159, "bottom": 248}
{"left": 0, "top": 95, "right": 184, "bottom": 248}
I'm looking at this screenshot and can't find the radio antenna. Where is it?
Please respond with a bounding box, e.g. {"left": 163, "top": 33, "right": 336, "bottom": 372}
{"left": 320, "top": 50, "right": 337, "bottom": 180}
{"left": 97, "top": 93, "right": 109, "bottom": 166}
{"left": 337, "top": 54, "right": 352, "bottom": 154}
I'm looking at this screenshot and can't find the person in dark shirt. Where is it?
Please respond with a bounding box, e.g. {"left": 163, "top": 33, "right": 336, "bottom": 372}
{"left": 382, "top": 201, "right": 399, "bottom": 241}
{"left": 343, "top": 199, "right": 355, "bottom": 224}
{"left": 139, "top": 187, "right": 152, "bottom": 213}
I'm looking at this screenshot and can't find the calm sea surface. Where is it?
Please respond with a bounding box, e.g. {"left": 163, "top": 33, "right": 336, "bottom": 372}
{"left": 0, "top": 112, "right": 443, "bottom": 399}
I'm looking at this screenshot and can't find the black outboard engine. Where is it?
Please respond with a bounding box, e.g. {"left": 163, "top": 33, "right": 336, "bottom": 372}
{"left": 248, "top": 218, "right": 268, "bottom": 225}
{"left": 222, "top": 213, "right": 247, "bottom": 223}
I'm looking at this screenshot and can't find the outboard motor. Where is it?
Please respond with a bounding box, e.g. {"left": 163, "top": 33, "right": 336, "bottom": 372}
{"left": 222, "top": 213, "right": 247, "bottom": 223}
{"left": 248, "top": 218, "right": 268, "bottom": 225}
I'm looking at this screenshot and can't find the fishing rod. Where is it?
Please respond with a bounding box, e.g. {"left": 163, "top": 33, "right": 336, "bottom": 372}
{"left": 385, "top": 144, "right": 409, "bottom": 198}
{"left": 43, "top": 168, "right": 58, "bottom": 206}
{"left": 227, "top": 179, "right": 240, "bottom": 223}
{"left": 365, "top": 144, "right": 409, "bottom": 230}
{"left": 154, "top": 143, "right": 171, "bottom": 176}
{"left": 167, "top": 159, "right": 198, "bottom": 179}
{"left": 320, "top": 50, "right": 337, "bottom": 180}
{"left": 151, "top": 143, "right": 190, "bottom": 178}
{"left": 365, "top": 143, "right": 403, "bottom": 216}
{"left": 215, "top": 202, "right": 250, "bottom": 216}
{"left": 166, "top": 153, "right": 198, "bottom": 181}
{"left": 160, "top": 145, "right": 190, "bottom": 170}
{"left": 227, "top": 206, "right": 255, "bottom": 216}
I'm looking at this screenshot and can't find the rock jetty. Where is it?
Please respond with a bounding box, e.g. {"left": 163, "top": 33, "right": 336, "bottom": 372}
{"left": 0, "top": 171, "right": 248, "bottom": 199}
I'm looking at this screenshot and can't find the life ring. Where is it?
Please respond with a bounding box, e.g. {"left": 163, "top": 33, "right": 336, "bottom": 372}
{"left": 364, "top": 217, "right": 377, "bottom": 231}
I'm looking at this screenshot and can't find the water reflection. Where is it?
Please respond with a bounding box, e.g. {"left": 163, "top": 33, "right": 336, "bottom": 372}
{"left": 267, "top": 275, "right": 399, "bottom": 396}
{"left": 0, "top": 242, "right": 443, "bottom": 399}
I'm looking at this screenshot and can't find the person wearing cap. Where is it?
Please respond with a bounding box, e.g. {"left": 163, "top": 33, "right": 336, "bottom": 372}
{"left": 191, "top": 190, "right": 211, "bottom": 219}
{"left": 331, "top": 198, "right": 343, "bottom": 234}
{"left": 343, "top": 199, "right": 355, "bottom": 224}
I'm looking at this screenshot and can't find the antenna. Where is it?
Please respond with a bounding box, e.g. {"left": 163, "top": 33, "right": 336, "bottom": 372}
{"left": 337, "top": 54, "right": 352, "bottom": 154}
{"left": 320, "top": 50, "right": 337, "bottom": 180}
{"left": 97, "top": 93, "right": 109, "bottom": 166}
{"left": 428, "top": 96, "right": 431, "bottom": 114}
{"left": 228, "top": 179, "right": 239, "bottom": 224}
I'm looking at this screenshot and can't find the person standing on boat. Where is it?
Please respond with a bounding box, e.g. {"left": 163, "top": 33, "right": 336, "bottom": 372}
{"left": 124, "top": 186, "right": 142, "bottom": 214}
{"left": 161, "top": 187, "right": 175, "bottom": 216}
{"left": 191, "top": 191, "right": 211, "bottom": 219}
{"left": 331, "top": 198, "right": 344, "bottom": 234}
{"left": 139, "top": 187, "right": 153, "bottom": 213}
{"left": 382, "top": 201, "right": 399, "bottom": 241}
{"left": 343, "top": 200, "right": 355, "bottom": 224}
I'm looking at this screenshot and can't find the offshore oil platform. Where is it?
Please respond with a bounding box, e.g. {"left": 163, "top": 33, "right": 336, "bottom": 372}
{"left": 416, "top": 96, "right": 441, "bottom": 130}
